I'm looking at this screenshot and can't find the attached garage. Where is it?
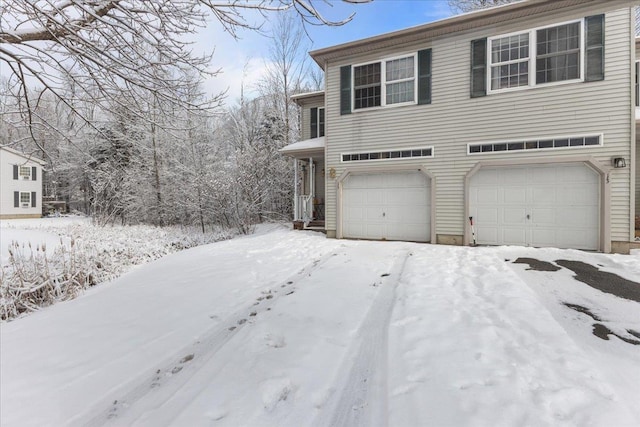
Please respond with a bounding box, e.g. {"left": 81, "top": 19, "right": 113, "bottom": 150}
{"left": 341, "top": 171, "right": 431, "bottom": 242}
{"left": 469, "top": 163, "right": 600, "bottom": 250}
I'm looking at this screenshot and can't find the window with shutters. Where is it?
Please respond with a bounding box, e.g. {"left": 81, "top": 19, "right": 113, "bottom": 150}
{"left": 310, "top": 107, "right": 325, "bottom": 138}
{"left": 486, "top": 18, "right": 602, "bottom": 94}
{"left": 20, "top": 192, "right": 31, "bottom": 207}
{"left": 353, "top": 53, "right": 417, "bottom": 110}
{"left": 19, "top": 166, "right": 31, "bottom": 180}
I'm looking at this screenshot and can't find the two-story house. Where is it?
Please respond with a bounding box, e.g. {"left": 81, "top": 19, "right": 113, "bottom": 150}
{"left": 282, "top": 0, "right": 639, "bottom": 254}
{"left": 0, "top": 147, "right": 46, "bottom": 219}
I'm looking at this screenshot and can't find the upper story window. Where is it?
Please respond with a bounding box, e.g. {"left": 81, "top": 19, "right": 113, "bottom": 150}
{"left": 341, "top": 49, "right": 431, "bottom": 115}
{"left": 353, "top": 54, "right": 417, "bottom": 110}
{"left": 536, "top": 22, "right": 581, "bottom": 84}
{"left": 490, "top": 33, "right": 530, "bottom": 90}
{"left": 473, "top": 15, "right": 604, "bottom": 98}
{"left": 19, "top": 166, "right": 32, "bottom": 180}
{"left": 488, "top": 21, "right": 582, "bottom": 93}
{"left": 310, "top": 107, "right": 325, "bottom": 138}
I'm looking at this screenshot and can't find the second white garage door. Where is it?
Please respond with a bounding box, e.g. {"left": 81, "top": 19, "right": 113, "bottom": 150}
{"left": 342, "top": 171, "right": 431, "bottom": 242}
{"left": 469, "top": 163, "right": 600, "bottom": 250}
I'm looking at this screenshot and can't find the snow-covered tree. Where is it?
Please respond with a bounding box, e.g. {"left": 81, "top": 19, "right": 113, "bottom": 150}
{"left": 0, "top": 0, "right": 369, "bottom": 148}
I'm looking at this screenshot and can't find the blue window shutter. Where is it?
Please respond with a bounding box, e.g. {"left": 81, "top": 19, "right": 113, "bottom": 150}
{"left": 471, "top": 38, "right": 487, "bottom": 98}
{"left": 310, "top": 107, "right": 318, "bottom": 138}
{"left": 340, "top": 65, "right": 351, "bottom": 115}
{"left": 418, "top": 49, "right": 432, "bottom": 105}
{"left": 585, "top": 14, "right": 604, "bottom": 82}
{"left": 13, "top": 165, "right": 18, "bottom": 180}
{"left": 31, "top": 192, "right": 36, "bottom": 208}
{"left": 14, "top": 192, "right": 19, "bottom": 207}
{"left": 32, "top": 166, "right": 37, "bottom": 181}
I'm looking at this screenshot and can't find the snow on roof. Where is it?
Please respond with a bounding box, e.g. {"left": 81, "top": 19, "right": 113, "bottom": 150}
{"left": 0, "top": 146, "right": 46, "bottom": 165}
{"left": 279, "top": 137, "right": 324, "bottom": 155}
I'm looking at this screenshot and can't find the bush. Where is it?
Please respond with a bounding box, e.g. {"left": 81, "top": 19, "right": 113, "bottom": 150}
{"left": 0, "top": 223, "right": 235, "bottom": 320}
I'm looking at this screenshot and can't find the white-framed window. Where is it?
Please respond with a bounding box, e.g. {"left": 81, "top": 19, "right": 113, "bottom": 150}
{"left": 19, "top": 166, "right": 31, "bottom": 180}
{"left": 488, "top": 19, "right": 583, "bottom": 93}
{"left": 342, "top": 146, "right": 433, "bottom": 162}
{"left": 353, "top": 53, "right": 417, "bottom": 110}
{"left": 467, "top": 134, "right": 602, "bottom": 155}
{"left": 20, "top": 192, "right": 31, "bottom": 207}
{"left": 317, "top": 107, "right": 325, "bottom": 137}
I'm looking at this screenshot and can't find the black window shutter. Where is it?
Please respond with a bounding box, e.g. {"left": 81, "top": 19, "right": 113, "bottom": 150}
{"left": 319, "top": 108, "right": 325, "bottom": 137}
{"left": 340, "top": 65, "right": 351, "bottom": 115}
{"left": 31, "top": 192, "right": 36, "bottom": 208}
{"left": 14, "top": 192, "right": 19, "bottom": 207}
{"left": 417, "top": 48, "right": 432, "bottom": 105}
{"left": 470, "top": 38, "right": 487, "bottom": 98}
{"left": 32, "top": 166, "right": 37, "bottom": 180}
{"left": 585, "top": 14, "right": 604, "bottom": 82}
{"left": 13, "top": 165, "right": 18, "bottom": 180}
{"left": 310, "top": 107, "right": 318, "bottom": 139}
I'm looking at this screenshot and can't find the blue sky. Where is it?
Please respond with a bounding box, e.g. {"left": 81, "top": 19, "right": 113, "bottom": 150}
{"left": 200, "top": 0, "right": 454, "bottom": 103}
{"left": 304, "top": 0, "right": 452, "bottom": 50}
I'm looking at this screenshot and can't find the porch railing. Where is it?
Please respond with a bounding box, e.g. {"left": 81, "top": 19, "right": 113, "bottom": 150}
{"left": 296, "top": 195, "right": 313, "bottom": 225}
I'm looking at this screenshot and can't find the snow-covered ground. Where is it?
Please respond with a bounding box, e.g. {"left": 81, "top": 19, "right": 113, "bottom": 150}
{"left": 1, "top": 228, "right": 639, "bottom": 426}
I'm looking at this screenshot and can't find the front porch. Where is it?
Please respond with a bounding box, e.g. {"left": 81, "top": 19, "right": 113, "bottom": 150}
{"left": 279, "top": 137, "right": 326, "bottom": 230}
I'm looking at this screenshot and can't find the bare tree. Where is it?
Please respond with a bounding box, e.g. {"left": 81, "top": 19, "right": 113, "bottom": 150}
{"left": 257, "top": 10, "right": 311, "bottom": 145}
{"left": 448, "top": 0, "right": 515, "bottom": 14}
{"left": 0, "top": 0, "right": 369, "bottom": 153}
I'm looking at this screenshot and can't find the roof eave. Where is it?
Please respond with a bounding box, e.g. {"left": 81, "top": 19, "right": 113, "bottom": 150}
{"left": 310, "top": 0, "right": 624, "bottom": 66}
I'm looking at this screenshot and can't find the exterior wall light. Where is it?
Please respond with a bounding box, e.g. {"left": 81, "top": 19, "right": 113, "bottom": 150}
{"left": 612, "top": 157, "right": 627, "bottom": 168}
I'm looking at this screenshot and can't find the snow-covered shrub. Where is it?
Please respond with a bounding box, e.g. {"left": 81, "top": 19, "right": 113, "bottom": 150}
{"left": 0, "top": 222, "right": 236, "bottom": 320}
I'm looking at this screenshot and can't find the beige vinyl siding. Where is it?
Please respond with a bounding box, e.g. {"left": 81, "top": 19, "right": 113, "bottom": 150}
{"left": 325, "top": 6, "right": 634, "bottom": 242}
{"left": 297, "top": 97, "right": 325, "bottom": 141}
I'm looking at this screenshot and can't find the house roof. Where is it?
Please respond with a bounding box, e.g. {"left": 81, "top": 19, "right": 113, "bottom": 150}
{"left": 0, "top": 146, "right": 46, "bottom": 165}
{"left": 279, "top": 137, "right": 324, "bottom": 157}
{"left": 290, "top": 90, "right": 325, "bottom": 106}
{"left": 310, "top": 0, "right": 634, "bottom": 66}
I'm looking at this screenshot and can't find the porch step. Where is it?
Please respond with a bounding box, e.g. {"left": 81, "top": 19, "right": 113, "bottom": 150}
{"left": 307, "top": 220, "right": 325, "bottom": 228}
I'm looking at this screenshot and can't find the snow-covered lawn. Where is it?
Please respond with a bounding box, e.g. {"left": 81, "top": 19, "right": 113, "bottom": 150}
{"left": 1, "top": 228, "right": 639, "bottom": 426}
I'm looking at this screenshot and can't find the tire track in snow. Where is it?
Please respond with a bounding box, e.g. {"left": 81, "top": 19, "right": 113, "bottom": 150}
{"left": 315, "top": 249, "right": 412, "bottom": 427}
{"left": 75, "top": 248, "right": 344, "bottom": 427}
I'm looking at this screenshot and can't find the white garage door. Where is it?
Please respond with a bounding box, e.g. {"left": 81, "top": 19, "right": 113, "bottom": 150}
{"left": 342, "top": 172, "right": 430, "bottom": 242}
{"left": 469, "top": 163, "right": 600, "bottom": 250}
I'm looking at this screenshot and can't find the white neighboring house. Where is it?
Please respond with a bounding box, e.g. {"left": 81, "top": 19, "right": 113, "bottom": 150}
{"left": 0, "top": 147, "right": 46, "bottom": 219}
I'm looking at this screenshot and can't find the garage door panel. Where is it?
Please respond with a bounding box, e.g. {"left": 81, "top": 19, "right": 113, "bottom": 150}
{"left": 476, "top": 188, "right": 498, "bottom": 204}
{"left": 469, "top": 163, "right": 599, "bottom": 250}
{"left": 531, "top": 187, "right": 556, "bottom": 205}
{"left": 475, "top": 169, "right": 500, "bottom": 185}
{"left": 477, "top": 227, "right": 498, "bottom": 244}
{"left": 475, "top": 207, "right": 498, "bottom": 224}
{"left": 504, "top": 187, "right": 527, "bottom": 204}
{"left": 343, "top": 172, "right": 431, "bottom": 242}
{"left": 531, "top": 208, "right": 555, "bottom": 225}
{"left": 502, "top": 168, "right": 527, "bottom": 184}
{"left": 503, "top": 207, "right": 526, "bottom": 224}
{"left": 502, "top": 228, "right": 528, "bottom": 245}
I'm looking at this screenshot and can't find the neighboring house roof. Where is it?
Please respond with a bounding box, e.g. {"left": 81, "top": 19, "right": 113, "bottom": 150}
{"left": 291, "top": 90, "right": 325, "bottom": 106}
{"left": 311, "top": 0, "right": 632, "bottom": 65}
{"left": 0, "top": 146, "right": 46, "bottom": 165}
{"left": 279, "top": 137, "right": 324, "bottom": 157}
